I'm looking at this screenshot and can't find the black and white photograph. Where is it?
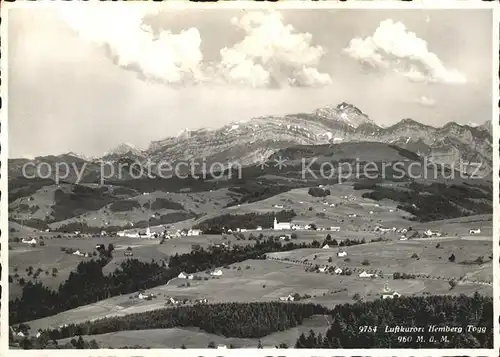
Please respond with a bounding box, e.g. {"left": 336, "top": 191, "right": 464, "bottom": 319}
{"left": 3, "top": 1, "right": 497, "bottom": 351}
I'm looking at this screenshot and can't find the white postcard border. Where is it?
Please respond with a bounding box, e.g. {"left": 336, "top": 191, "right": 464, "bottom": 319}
{"left": 0, "top": 1, "right": 498, "bottom": 356}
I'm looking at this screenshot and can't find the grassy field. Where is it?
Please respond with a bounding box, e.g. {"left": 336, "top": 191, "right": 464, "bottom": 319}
{"left": 48, "top": 188, "right": 237, "bottom": 230}
{"left": 267, "top": 236, "right": 492, "bottom": 281}
{"left": 56, "top": 314, "right": 331, "bottom": 348}
{"left": 24, "top": 253, "right": 491, "bottom": 333}
{"left": 9, "top": 233, "right": 253, "bottom": 299}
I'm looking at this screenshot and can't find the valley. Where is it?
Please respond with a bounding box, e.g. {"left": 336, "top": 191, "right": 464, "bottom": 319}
{"left": 8, "top": 104, "right": 494, "bottom": 350}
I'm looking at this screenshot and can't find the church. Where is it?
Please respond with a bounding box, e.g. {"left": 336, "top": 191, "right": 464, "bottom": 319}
{"left": 273, "top": 217, "right": 291, "bottom": 230}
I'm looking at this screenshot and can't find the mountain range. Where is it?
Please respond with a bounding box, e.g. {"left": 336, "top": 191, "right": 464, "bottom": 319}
{"left": 9, "top": 102, "right": 492, "bottom": 182}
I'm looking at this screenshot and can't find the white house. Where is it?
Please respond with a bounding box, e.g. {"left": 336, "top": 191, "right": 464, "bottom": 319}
{"left": 399, "top": 237, "right": 408, "bottom": 241}
{"left": 100, "top": 230, "right": 107, "bottom": 236}
{"left": 273, "top": 204, "right": 284, "bottom": 209}
{"left": 187, "top": 229, "right": 202, "bottom": 236}
{"left": 21, "top": 238, "right": 37, "bottom": 245}
{"left": 256, "top": 226, "right": 263, "bottom": 231}
{"left": 217, "top": 344, "right": 228, "bottom": 349}
{"left": 210, "top": 269, "right": 223, "bottom": 276}
{"left": 375, "top": 226, "right": 392, "bottom": 233}
{"left": 337, "top": 251, "right": 347, "bottom": 257}
{"left": 178, "top": 272, "right": 188, "bottom": 279}
{"left": 36, "top": 330, "right": 42, "bottom": 338}
{"left": 187, "top": 274, "right": 194, "bottom": 280}
{"left": 469, "top": 228, "right": 481, "bottom": 235}
{"left": 279, "top": 294, "right": 295, "bottom": 302}
{"left": 359, "top": 271, "right": 375, "bottom": 278}
{"left": 318, "top": 266, "right": 327, "bottom": 273}
{"left": 424, "top": 229, "right": 435, "bottom": 237}
{"left": 334, "top": 267, "right": 343, "bottom": 275}
{"left": 139, "top": 292, "right": 152, "bottom": 300}
{"left": 274, "top": 217, "right": 291, "bottom": 230}
{"left": 348, "top": 214, "right": 357, "bottom": 218}
{"left": 330, "top": 226, "right": 341, "bottom": 232}
{"left": 382, "top": 291, "right": 401, "bottom": 299}
{"left": 382, "top": 284, "right": 400, "bottom": 299}
{"left": 322, "top": 244, "right": 330, "bottom": 249}
{"left": 72, "top": 250, "right": 85, "bottom": 257}
{"left": 16, "top": 332, "right": 25, "bottom": 338}
{"left": 170, "top": 297, "right": 179, "bottom": 305}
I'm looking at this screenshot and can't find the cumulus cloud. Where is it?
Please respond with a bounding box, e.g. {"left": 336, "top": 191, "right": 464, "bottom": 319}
{"left": 59, "top": 3, "right": 205, "bottom": 85}
{"left": 59, "top": 7, "right": 330, "bottom": 88}
{"left": 415, "top": 95, "right": 436, "bottom": 107}
{"left": 344, "top": 19, "right": 466, "bottom": 85}
{"left": 216, "top": 11, "right": 332, "bottom": 88}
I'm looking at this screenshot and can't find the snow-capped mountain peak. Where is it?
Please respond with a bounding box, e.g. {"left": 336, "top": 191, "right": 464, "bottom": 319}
{"left": 313, "top": 102, "right": 376, "bottom": 128}
{"left": 103, "top": 143, "right": 144, "bottom": 158}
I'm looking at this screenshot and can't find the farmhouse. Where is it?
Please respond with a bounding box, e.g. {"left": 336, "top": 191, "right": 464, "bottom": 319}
{"left": 382, "top": 291, "right": 401, "bottom": 299}
{"left": 337, "top": 251, "right": 347, "bottom": 257}
{"left": 170, "top": 297, "right": 179, "bottom": 305}
{"left": 178, "top": 272, "right": 188, "bottom": 279}
{"left": 330, "top": 226, "right": 340, "bottom": 232}
{"left": 334, "top": 267, "right": 343, "bottom": 274}
{"left": 72, "top": 250, "right": 85, "bottom": 257}
{"left": 124, "top": 250, "right": 133, "bottom": 256}
{"left": 469, "top": 228, "right": 481, "bottom": 235}
{"left": 187, "top": 229, "right": 202, "bottom": 236}
{"left": 359, "top": 271, "right": 376, "bottom": 278}
{"left": 274, "top": 217, "right": 291, "bottom": 230}
{"left": 210, "top": 269, "right": 223, "bottom": 276}
{"left": 375, "top": 226, "right": 392, "bottom": 233}
{"left": 381, "top": 284, "right": 401, "bottom": 299}
{"left": 21, "top": 238, "right": 37, "bottom": 245}
{"left": 138, "top": 291, "right": 153, "bottom": 300}
{"left": 322, "top": 244, "right": 330, "bottom": 249}
{"left": 217, "top": 345, "right": 228, "bottom": 349}
{"left": 279, "top": 294, "right": 295, "bottom": 302}
{"left": 140, "top": 227, "right": 153, "bottom": 238}
{"left": 95, "top": 244, "right": 105, "bottom": 250}
{"left": 318, "top": 266, "right": 327, "bottom": 273}
{"left": 256, "top": 226, "right": 263, "bottom": 231}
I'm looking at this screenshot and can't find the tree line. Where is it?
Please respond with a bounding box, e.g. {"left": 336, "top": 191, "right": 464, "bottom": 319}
{"left": 10, "top": 237, "right": 336, "bottom": 324}
{"left": 44, "top": 302, "right": 328, "bottom": 340}
{"left": 295, "top": 293, "right": 492, "bottom": 348}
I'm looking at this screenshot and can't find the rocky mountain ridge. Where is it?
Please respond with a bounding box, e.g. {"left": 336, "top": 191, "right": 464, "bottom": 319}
{"left": 9, "top": 102, "right": 492, "bottom": 180}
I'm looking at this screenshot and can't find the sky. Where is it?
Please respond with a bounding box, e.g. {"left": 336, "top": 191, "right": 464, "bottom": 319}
{"left": 8, "top": 5, "right": 494, "bottom": 158}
